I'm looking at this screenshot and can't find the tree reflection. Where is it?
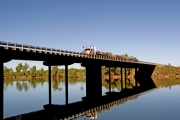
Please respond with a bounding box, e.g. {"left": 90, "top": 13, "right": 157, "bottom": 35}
{"left": 52, "top": 81, "right": 63, "bottom": 91}
{"left": 4, "top": 77, "right": 180, "bottom": 92}
{"left": 29, "top": 80, "right": 37, "bottom": 89}
{"left": 80, "top": 82, "right": 84, "bottom": 91}
{"left": 16, "top": 81, "right": 23, "bottom": 91}
{"left": 22, "top": 81, "right": 29, "bottom": 92}
{"left": 3, "top": 79, "right": 14, "bottom": 91}
{"left": 4, "top": 84, "right": 7, "bottom": 91}
{"left": 102, "top": 79, "right": 135, "bottom": 91}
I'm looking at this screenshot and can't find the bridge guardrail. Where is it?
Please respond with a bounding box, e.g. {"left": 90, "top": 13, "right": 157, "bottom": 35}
{"left": 0, "top": 41, "right": 158, "bottom": 65}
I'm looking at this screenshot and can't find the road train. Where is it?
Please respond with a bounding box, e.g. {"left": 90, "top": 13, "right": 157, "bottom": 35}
{"left": 81, "top": 46, "right": 139, "bottom": 62}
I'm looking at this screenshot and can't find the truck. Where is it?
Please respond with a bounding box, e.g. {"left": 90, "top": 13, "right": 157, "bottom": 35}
{"left": 81, "top": 46, "right": 102, "bottom": 55}
{"left": 81, "top": 45, "right": 138, "bottom": 62}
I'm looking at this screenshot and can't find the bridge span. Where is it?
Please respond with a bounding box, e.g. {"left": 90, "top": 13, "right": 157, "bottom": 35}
{"left": 0, "top": 41, "right": 158, "bottom": 119}
{"left": 0, "top": 41, "right": 158, "bottom": 66}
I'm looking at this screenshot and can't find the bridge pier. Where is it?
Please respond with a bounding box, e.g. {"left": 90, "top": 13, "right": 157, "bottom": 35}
{"left": 135, "top": 68, "right": 138, "bottom": 87}
{"left": 43, "top": 60, "right": 73, "bottom": 105}
{"left": 82, "top": 63, "right": 102, "bottom": 100}
{"left": 109, "top": 67, "right": 111, "bottom": 92}
{"left": 48, "top": 65, "right": 52, "bottom": 105}
{"left": 120, "top": 67, "right": 123, "bottom": 90}
{"left": 0, "top": 58, "right": 11, "bottom": 120}
{"left": 124, "top": 68, "right": 127, "bottom": 89}
{"left": 65, "top": 64, "right": 68, "bottom": 105}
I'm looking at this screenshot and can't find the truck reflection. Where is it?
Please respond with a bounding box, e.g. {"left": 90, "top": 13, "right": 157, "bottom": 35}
{"left": 83, "top": 111, "right": 97, "bottom": 119}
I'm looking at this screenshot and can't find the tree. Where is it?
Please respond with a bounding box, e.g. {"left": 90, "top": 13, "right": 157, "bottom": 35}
{"left": 125, "top": 53, "right": 128, "bottom": 57}
{"left": 114, "top": 67, "right": 120, "bottom": 75}
{"left": 30, "top": 66, "right": 37, "bottom": 77}
{"left": 4, "top": 66, "right": 10, "bottom": 76}
{"left": 22, "top": 63, "right": 29, "bottom": 76}
{"left": 16, "top": 63, "right": 23, "bottom": 73}
{"left": 168, "top": 63, "right": 172, "bottom": 66}
{"left": 52, "top": 66, "right": 59, "bottom": 77}
{"left": 57, "top": 69, "right": 65, "bottom": 78}
{"left": 37, "top": 67, "right": 45, "bottom": 77}
{"left": 9, "top": 68, "right": 14, "bottom": 76}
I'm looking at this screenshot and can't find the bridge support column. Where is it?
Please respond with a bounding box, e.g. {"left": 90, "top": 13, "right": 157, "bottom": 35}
{"left": 0, "top": 58, "right": 11, "bottom": 120}
{"left": 109, "top": 67, "right": 111, "bottom": 92}
{"left": 65, "top": 64, "right": 68, "bottom": 105}
{"left": 48, "top": 65, "right": 52, "bottom": 105}
{"left": 135, "top": 68, "right": 138, "bottom": 87}
{"left": 124, "top": 68, "right": 127, "bottom": 89}
{"left": 120, "top": 67, "right": 123, "bottom": 90}
{"left": 82, "top": 63, "right": 102, "bottom": 99}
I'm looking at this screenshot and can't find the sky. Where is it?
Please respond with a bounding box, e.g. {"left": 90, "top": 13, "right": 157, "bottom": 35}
{"left": 0, "top": 0, "right": 180, "bottom": 70}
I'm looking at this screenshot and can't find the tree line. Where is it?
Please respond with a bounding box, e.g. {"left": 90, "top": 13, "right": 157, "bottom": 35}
{"left": 4, "top": 63, "right": 132, "bottom": 79}
{"left": 4, "top": 63, "right": 86, "bottom": 78}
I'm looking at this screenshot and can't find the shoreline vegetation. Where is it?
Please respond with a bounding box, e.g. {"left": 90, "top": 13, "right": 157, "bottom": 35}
{"left": 3, "top": 62, "right": 180, "bottom": 80}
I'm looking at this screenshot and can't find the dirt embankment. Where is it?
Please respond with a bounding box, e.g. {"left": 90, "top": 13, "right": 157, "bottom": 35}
{"left": 103, "top": 65, "right": 180, "bottom": 81}
{"left": 151, "top": 65, "right": 180, "bottom": 78}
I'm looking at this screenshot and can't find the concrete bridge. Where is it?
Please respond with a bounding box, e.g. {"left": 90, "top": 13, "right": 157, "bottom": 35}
{"left": 0, "top": 41, "right": 159, "bottom": 119}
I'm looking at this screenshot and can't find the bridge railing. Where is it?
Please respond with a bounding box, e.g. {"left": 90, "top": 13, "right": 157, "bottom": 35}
{"left": 0, "top": 41, "right": 158, "bottom": 65}
{"left": 0, "top": 41, "right": 82, "bottom": 55}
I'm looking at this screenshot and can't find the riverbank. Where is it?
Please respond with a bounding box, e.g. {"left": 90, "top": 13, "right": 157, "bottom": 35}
{"left": 152, "top": 65, "right": 180, "bottom": 78}
{"left": 4, "top": 65, "right": 180, "bottom": 80}
{"left": 115, "top": 65, "right": 180, "bottom": 79}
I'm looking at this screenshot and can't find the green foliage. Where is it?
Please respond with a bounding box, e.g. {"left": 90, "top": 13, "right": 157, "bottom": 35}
{"left": 3, "top": 63, "right": 87, "bottom": 79}
{"left": 4, "top": 66, "right": 14, "bottom": 76}
{"left": 30, "top": 66, "right": 37, "bottom": 77}
{"left": 114, "top": 67, "right": 120, "bottom": 75}
{"left": 37, "top": 67, "right": 45, "bottom": 77}
{"left": 168, "top": 63, "right": 172, "bottom": 66}
{"left": 52, "top": 66, "right": 59, "bottom": 77}
{"left": 5, "top": 62, "right": 119, "bottom": 79}
{"left": 22, "top": 63, "right": 29, "bottom": 75}
{"left": 124, "top": 53, "right": 128, "bottom": 57}
{"left": 16, "top": 63, "right": 23, "bottom": 73}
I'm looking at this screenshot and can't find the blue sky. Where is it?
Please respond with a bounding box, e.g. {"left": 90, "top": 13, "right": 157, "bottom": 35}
{"left": 0, "top": 0, "right": 180, "bottom": 70}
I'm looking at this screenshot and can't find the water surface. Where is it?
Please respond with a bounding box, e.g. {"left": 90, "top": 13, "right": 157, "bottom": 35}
{"left": 4, "top": 79, "right": 180, "bottom": 119}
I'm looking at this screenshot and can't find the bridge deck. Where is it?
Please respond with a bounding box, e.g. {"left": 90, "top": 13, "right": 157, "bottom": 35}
{"left": 0, "top": 41, "right": 158, "bottom": 66}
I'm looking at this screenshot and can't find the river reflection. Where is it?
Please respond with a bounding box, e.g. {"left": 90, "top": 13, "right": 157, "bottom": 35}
{"left": 4, "top": 78, "right": 180, "bottom": 120}
{"left": 4, "top": 78, "right": 135, "bottom": 92}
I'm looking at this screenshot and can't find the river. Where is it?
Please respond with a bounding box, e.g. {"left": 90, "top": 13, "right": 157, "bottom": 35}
{"left": 4, "top": 78, "right": 180, "bottom": 120}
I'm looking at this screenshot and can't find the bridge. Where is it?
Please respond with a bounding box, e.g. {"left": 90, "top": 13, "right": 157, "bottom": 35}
{"left": 0, "top": 41, "right": 159, "bottom": 119}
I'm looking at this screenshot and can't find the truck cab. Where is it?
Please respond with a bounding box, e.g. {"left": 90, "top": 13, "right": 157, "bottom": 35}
{"left": 82, "top": 46, "right": 97, "bottom": 55}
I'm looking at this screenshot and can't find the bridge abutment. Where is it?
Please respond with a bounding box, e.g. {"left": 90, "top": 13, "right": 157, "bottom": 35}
{"left": 135, "top": 65, "right": 156, "bottom": 89}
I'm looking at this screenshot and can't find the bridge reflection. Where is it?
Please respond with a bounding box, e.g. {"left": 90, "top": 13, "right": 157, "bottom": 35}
{"left": 4, "top": 85, "right": 157, "bottom": 120}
